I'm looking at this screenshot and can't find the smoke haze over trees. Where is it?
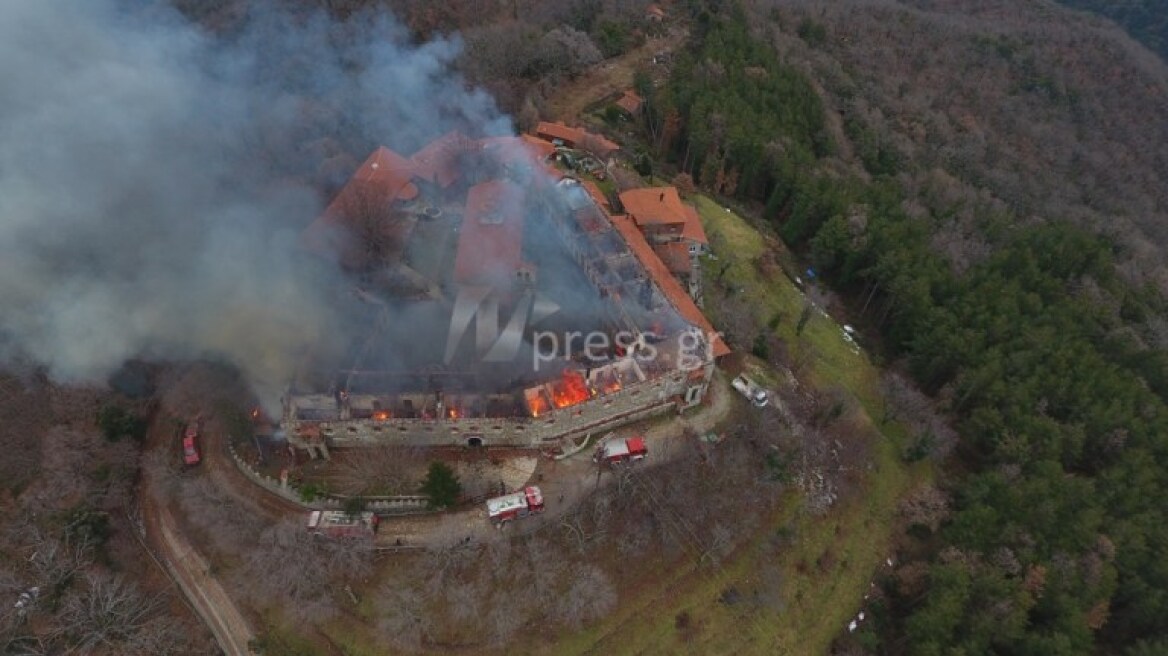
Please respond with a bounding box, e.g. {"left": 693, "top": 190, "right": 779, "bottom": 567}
{"left": 0, "top": 0, "right": 514, "bottom": 407}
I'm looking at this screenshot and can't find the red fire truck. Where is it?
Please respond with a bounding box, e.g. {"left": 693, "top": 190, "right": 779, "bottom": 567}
{"left": 306, "top": 510, "right": 379, "bottom": 539}
{"left": 182, "top": 418, "right": 201, "bottom": 466}
{"left": 486, "top": 486, "right": 545, "bottom": 526}
{"left": 594, "top": 435, "right": 648, "bottom": 465}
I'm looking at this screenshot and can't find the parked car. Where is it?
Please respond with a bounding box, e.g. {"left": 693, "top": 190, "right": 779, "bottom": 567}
{"left": 731, "top": 375, "right": 769, "bottom": 407}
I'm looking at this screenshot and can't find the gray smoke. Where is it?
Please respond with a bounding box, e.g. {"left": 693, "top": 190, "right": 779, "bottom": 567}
{"left": 0, "top": 0, "right": 512, "bottom": 407}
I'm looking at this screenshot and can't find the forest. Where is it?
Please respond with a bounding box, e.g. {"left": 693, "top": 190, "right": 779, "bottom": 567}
{"left": 645, "top": 1, "right": 1168, "bottom": 653}
{"left": 1058, "top": 0, "right": 1168, "bottom": 61}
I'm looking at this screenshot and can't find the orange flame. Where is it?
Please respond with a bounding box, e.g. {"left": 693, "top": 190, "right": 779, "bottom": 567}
{"left": 372, "top": 411, "right": 391, "bottom": 421}
{"left": 528, "top": 393, "right": 550, "bottom": 418}
{"left": 448, "top": 407, "right": 459, "bottom": 419}
{"left": 551, "top": 370, "right": 590, "bottom": 409}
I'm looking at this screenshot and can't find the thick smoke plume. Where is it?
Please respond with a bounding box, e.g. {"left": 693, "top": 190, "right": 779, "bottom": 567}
{"left": 0, "top": 1, "right": 511, "bottom": 406}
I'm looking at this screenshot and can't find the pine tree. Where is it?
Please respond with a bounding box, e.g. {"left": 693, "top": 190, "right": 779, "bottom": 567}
{"left": 420, "top": 462, "right": 461, "bottom": 509}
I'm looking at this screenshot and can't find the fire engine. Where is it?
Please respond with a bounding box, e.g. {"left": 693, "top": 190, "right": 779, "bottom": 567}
{"left": 182, "top": 418, "right": 201, "bottom": 466}
{"left": 306, "top": 510, "right": 379, "bottom": 539}
{"left": 594, "top": 435, "right": 648, "bottom": 465}
{"left": 485, "top": 486, "right": 545, "bottom": 526}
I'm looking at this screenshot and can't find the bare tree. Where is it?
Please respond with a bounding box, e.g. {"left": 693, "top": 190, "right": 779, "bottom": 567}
{"left": 538, "top": 26, "right": 602, "bottom": 78}
{"left": 898, "top": 484, "right": 950, "bottom": 533}
{"left": 484, "top": 595, "right": 525, "bottom": 648}
{"left": 444, "top": 580, "right": 483, "bottom": 626}
{"left": 175, "top": 477, "right": 252, "bottom": 555}
{"left": 375, "top": 585, "right": 432, "bottom": 653}
{"left": 0, "top": 374, "right": 47, "bottom": 494}
{"left": 242, "top": 519, "right": 373, "bottom": 624}
{"left": 24, "top": 527, "right": 92, "bottom": 597}
{"left": 879, "top": 370, "right": 929, "bottom": 426}
{"left": 332, "top": 446, "right": 426, "bottom": 496}
{"left": 59, "top": 571, "right": 185, "bottom": 655}
{"left": 554, "top": 564, "right": 617, "bottom": 629}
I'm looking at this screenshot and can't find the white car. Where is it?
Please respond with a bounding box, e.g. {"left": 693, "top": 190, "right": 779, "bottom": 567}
{"left": 732, "top": 375, "right": 769, "bottom": 407}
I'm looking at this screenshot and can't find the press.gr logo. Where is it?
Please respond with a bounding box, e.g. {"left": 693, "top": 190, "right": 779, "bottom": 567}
{"left": 444, "top": 286, "right": 559, "bottom": 364}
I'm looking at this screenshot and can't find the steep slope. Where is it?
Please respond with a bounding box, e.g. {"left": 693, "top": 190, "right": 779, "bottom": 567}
{"left": 763, "top": 0, "right": 1168, "bottom": 297}
{"left": 1057, "top": 0, "right": 1168, "bottom": 62}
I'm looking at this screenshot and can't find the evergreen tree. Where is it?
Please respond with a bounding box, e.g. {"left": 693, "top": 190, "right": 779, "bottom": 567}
{"left": 420, "top": 462, "right": 461, "bottom": 509}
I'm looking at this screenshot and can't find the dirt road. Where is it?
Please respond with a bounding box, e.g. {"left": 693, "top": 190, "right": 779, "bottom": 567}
{"left": 153, "top": 502, "right": 256, "bottom": 655}
{"left": 140, "top": 412, "right": 256, "bottom": 655}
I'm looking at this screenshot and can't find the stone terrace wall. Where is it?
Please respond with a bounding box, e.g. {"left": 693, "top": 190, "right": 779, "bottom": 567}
{"left": 227, "top": 442, "right": 430, "bottom": 515}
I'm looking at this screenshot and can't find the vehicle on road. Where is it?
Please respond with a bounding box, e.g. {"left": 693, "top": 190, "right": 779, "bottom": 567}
{"left": 486, "top": 486, "right": 545, "bottom": 526}
{"left": 594, "top": 434, "right": 648, "bottom": 465}
{"left": 182, "top": 418, "right": 201, "bottom": 466}
{"left": 732, "top": 375, "right": 769, "bottom": 407}
{"left": 306, "top": 510, "right": 379, "bottom": 539}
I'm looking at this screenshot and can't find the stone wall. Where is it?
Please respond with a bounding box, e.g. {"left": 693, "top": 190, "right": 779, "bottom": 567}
{"left": 226, "top": 443, "right": 430, "bottom": 515}
{"left": 284, "top": 360, "right": 714, "bottom": 454}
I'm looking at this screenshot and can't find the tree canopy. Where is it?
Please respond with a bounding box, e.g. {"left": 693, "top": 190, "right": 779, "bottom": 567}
{"left": 420, "top": 461, "right": 462, "bottom": 509}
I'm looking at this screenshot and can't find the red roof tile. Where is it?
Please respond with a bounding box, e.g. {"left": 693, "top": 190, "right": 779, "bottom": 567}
{"left": 520, "top": 134, "right": 556, "bottom": 158}
{"left": 579, "top": 132, "right": 621, "bottom": 158}
{"left": 616, "top": 90, "right": 643, "bottom": 115}
{"left": 609, "top": 214, "right": 730, "bottom": 357}
{"left": 681, "top": 205, "right": 708, "bottom": 244}
{"left": 410, "top": 131, "right": 474, "bottom": 188}
{"left": 581, "top": 180, "right": 610, "bottom": 210}
{"left": 654, "top": 241, "right": 692, "bottom": 275}
{"left": 300, "top": 146, "right": 418, "bottom": 262}
{"left": 454, "top": 180, "right": 527, "bottom": 288}
{"left": 619, "top": 187, "right": 707, "bottom": 244}
{"left": 480, "top": 134, "right": 555, "bottom": 171}
{"left": 535, "top": 121, "right": 584, "bottom": 145}
{"left": 533, "top": 122, "right": 621, "bottom": 158}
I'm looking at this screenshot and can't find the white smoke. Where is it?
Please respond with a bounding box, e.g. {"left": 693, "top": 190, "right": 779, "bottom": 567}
{"left": 0, "top": 0, "right": 512, "bottom": 406}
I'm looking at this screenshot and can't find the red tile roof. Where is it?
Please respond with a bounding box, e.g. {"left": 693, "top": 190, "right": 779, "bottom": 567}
{"left": 480, "top": 134, "right": 555, "bottom": 171}
{"left": 609, "top": 214, "right": 730, "bottom": 357}
{"left": 520, "top": 134, "right": 556, "bottom": 158}
{"left": 535, "top": 121, "right": 583, "bottom": 145}
{"left": 616, "top": 90, "right": 643, "bottom": 115}
{"left": 533, "top": 122, "right": 620, "bottom": 157}
{"left": 654, "top": 241, "right": 692, "bottom": 275}
{"left": 580, "top": 132, "right": 621, "bottom": 158}
{"left": 410, "top": 131, "right": 473, "bottom": 188}
{"left": 619, "top": 187, "right": 707, "bottom": 244}
{"left": 454, "top": 180, "right": 527, "bottom": 288}
{"left": 581, "top": 180, "right": 610, "bottom": 210}
{"left": 300, "top": 146, "right": 418, "bottom": 262}
{"left": 681, "top": 204, "right": 708, "bottom": 244}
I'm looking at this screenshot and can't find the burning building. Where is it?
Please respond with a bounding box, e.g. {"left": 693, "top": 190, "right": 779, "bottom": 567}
{"left": 283, "top": 132, "right": 728, "bottom": 458}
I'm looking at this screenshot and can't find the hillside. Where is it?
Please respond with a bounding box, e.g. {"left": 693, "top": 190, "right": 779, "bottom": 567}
{"left": 1057, "top": 0, "right": 1168, "bottom": 62}
{"left": 639, "top": 1, "right": 1168, "bottom": 652}
{"left": 761, "top": 0, "right": 1168, "bottom": 300}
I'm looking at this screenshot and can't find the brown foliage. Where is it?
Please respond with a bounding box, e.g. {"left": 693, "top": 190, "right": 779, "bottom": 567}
{"left": 764, "top": 0, "right": 1168, "bottom": 289}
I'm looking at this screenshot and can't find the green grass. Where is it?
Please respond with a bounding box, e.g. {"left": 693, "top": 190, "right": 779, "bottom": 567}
{"left": 532, "top": 197, "right": 927, "bottom": 655}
